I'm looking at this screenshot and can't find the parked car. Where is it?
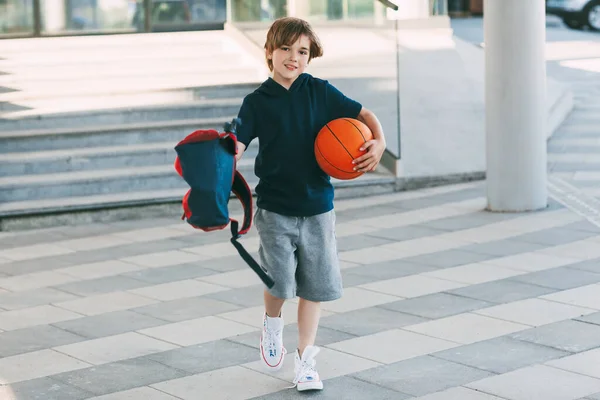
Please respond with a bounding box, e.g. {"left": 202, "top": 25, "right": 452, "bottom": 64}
{"left": 547, "top": 0, "right": 600, "bottom": 31}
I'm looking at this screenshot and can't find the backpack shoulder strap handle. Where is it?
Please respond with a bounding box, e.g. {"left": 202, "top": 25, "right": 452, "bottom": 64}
{"left": 229, "top": 171, "right": 273, "bottom": 288}
{"left": 231, "top": 170, "right": 252, "bottom": 235}
{"left": 224, "top": 118, "right": 274, "bottom": 289}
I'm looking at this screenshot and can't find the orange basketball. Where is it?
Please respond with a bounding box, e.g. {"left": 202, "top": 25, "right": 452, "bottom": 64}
{"left": 314, "top": 118, "right": 373, "bottom": 180}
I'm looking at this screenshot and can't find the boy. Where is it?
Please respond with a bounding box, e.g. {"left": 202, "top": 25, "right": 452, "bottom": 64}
{"left": 235, "top": 17, "right": 386, "bottom": 391}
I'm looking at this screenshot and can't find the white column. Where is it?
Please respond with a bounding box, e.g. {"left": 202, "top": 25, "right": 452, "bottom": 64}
{"left": 484, "top": 0, "right": 547, "bottom": 212}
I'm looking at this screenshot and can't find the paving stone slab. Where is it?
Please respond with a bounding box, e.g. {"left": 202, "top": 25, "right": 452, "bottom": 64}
{"left": 576, "top": 311, "right": 600, "bottom": 326}
{"left": 365, "top": 225, "right": 449, "bottom": 242}
{"left": 466, "top": 364, "right": 600, "bottom": 400}
{"left": 94, "top": 239, "right": 194, "bottom": 261}
{"left": 404, "top": 313, "right": 529, "bottom": 345}
{"left": 0, "top": 287, "right": 80, "bottom": 310}
{"left": 53, "top": 332, "right": 178, "bottom": 365}
{"left": 122, "top": 262, "right": 219, "bottom": 284}
{"left": 448, "top": 279, "right": 558, "bottom": 304}
{"left": 379, "top": 292, "right": 494, "bottom": 319}
{"left": 131, "top": 296, "right": 240, "bottom": 322}
{"left": 567, "top": 258, "right": 600, "bottom": 274}
{"left": 54, "top": 275, "right": 151, "bottom": 296}
{"left": 87, "top": 386, "right": 181, "bottom": 399}
{"left": 417, "top": 213, "right": 516, "bottom": 232}
{"left": 328, "top": 329, "right": 458, "bottom": 364}
{"left": 2, "top": 377, "right": 94, "bottom": 400}
{"left": 54, "top": 310, "right": 168, "bottom": 339}
{"left": 0, "top": 325, "right": 86, "bottom": 358}
{"left": 250, "top": 375, "right": 411, "bottom": 399}
{"left": 51, "top": 357, "right": 188, "bottom": 397}
{"left": 458, "top": 239, "right": 548, "bottom": 258}
{"left": 510, "top": 267, "right": 600, "bottom": 290}
{"left": 151, "top": 365, "right": 289, "bottom": 400}
{"left": 205, "top": 284, "right": 267, "bottom": 307}
{"left": 403, "top": 249, "right": 498, "bottom": 269}
{"left": 144, "top": 339, "right": 257, "bottom": 374}
{"left": 547, "top": 344, "right": 600, "bottom": 377}
{"left": 197, "top": 255, "right": 257, "bottom": 273}
{"left": 342, "top": 260, "right": 438, "bottom": 281}
{"left": 341, "top": 270, "right": 387, "bottom": 287}
{"left": 0, "top": 257, "right": 76, "bottom": 276}
{"left": 412, "top": 386, "right": 508, "bottom": 399}
{"left": 336, "top": 234, "right": 396, "bottom": 252}
{"left": 510, "top": 227, "right": 597, "bottom": 246}
{"left": 562, "top": 220, "right": 600, "bottom": 234}
{"left": 353, "top": 355, "right": 493, "bottom": 397}
{"left": 0, "top": 230, "right": 72, "bottom": 249}
{"left": 433, "top": 336, "right": 569, "bottom": 374}
{"left": 510, "top": 319, "right": 600, "bottom": 353}
{"left": 335, "top": 205, "right": 405, "bottom": 221}
{"left": 318, "top": 306, "right": 427, "bottom": 336}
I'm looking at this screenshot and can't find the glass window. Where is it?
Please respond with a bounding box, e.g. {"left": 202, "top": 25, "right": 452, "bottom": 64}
{"left": 134, "top": 0, "right": 226, "bottom": 31}
{"left": 40, "top": 0, "right": 137, "bottom": 33}
{"left": 291, "top": 0, "right": 375, "bottom": 22}
{"left": 232, "top": 0, "right": 287, "bottom": 22}
{"left": 0, "top": 0, "right": 35, "bottom": 35}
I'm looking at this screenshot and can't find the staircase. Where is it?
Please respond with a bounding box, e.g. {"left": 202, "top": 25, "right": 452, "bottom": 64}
{"left": 0, "top": 31, "right": 396, "bottom": 231}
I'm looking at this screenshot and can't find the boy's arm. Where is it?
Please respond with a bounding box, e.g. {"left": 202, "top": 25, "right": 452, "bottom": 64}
{"left": 235, "top": 142, "right": 247, "bottom": 162}
{"left": 354, "top": 107, "right": 387, "bottom": 173}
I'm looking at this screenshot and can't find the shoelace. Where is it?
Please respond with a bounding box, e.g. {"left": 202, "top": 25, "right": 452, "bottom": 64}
{"left": 293, "top": 358, "right": 318, "bottom": 385}
{"left": 263, "top": 328, "right": 286, "bottom": 358}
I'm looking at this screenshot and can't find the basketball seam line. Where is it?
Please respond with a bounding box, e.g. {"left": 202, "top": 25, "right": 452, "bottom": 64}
{"left": 325, "top": 123, "right": 355, "bottom": 160}
{"left": 315, "top": 143, "right": 357, "bottom": 175}
{"left": 343, "top": 118, "right": 368, "bottom": 142}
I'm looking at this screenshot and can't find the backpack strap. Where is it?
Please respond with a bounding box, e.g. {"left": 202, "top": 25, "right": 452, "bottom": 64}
{"left": 229, "top": 171, "right": 274, "bottom": 288}
{"left": 225, "top": 121, "right": 275, "bottom": 289}
{"left": 231, "top": 170, "right": 252, "bottom": 235}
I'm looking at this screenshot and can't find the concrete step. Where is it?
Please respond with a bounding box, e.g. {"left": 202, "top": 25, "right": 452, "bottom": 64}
{"left": 0, "top": 100, "right": 244, "bottom": 136}
{"left": 0, "top": 140, "right": 260, "bottom": 177}
{"left": 0, "top": 161, "right": 256, "bottom": 203}
{"left": 0, "top": 70, "right": 261, "bottom": 103}
{"left": 0, "top": 56, "right": 260, "bottom": 85}
{"left": 0, "top": 170, "right": 397, "bottom": 231}
{"left": 0, "top": 30, "right": 238, "bottom": 53}
{"left": 0, "top": 118, "right": 230, "bottom": 153}
{"left": 0, "top": 42, "right": 242, "bottom": 69}
{"left": 0, "top": 31, "right": 257, "bottom": 71}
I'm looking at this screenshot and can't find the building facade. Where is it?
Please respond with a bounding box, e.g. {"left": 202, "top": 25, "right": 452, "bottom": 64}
{"left": 0, "top": 0, "right": 448, "bottom": 38}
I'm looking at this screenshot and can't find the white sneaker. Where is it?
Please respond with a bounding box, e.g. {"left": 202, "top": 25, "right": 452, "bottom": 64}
{"left": 259, "top": 313, "right": 286, "bottom": 371}
{"left": 293, "top": 345, "right": 324, "bottom": 391}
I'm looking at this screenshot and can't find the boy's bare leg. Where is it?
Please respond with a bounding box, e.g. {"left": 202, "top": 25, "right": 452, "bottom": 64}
{"left": 264, "top": 289, "right": 285, "bottom": 317}
{"left": 297, "top": 297, "right": 321, "bottom": 357}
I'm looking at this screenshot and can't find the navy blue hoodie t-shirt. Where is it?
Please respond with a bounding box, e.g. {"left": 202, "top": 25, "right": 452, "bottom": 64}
{"left": 236, "top": 73, "right": 362, "bottom": 217}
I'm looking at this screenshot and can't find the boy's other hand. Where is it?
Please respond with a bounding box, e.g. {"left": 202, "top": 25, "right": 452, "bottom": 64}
{"left": 235, "top": 142, "right": 247, "bottom": 162}
{"left": 352, "top": 139, "right": 385, "bottom": 173}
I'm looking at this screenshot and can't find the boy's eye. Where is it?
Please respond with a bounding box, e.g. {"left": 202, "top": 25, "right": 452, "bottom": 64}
{"left": 300, "top": 51, "right": 308, "bottom": 55}
{"left": 281, "top": 46, "right": 289, "bottom": 51}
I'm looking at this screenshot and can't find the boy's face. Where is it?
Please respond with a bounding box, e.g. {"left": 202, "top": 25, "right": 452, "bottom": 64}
{"left": 268, "top": 34, "right": 311, "bottom": 89}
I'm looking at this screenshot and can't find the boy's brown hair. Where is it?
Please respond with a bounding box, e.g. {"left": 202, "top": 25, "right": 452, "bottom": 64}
{"left": 264, "top": 17, "right": 323, "bottom": 72}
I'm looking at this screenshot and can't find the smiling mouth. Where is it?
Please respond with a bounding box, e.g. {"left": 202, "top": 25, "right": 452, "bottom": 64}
{"left": 285, "top": 65, "right": 297, "bottom": 71}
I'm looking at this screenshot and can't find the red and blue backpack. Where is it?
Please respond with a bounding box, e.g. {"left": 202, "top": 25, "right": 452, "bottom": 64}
{"left": 174, "top": 118, "right": 274, "bottom": 288}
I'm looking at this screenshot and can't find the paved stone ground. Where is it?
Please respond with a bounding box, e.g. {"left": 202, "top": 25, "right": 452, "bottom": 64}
{"left": 2, "top": 181, "right": 600, "bottom": 399}
{"left": 1, "top": 17, "right": 600, "bottom": 400}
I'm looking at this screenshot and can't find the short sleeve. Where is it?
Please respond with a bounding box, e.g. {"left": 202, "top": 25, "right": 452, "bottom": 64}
{"left": 325, "top": 81, "right": 362, "bottom": 121}
{"left": 236, "top": 97, "right": 257, "bottom": 146}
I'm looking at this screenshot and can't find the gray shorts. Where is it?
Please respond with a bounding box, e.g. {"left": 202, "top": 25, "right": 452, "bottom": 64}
{"left": 254, "top": 208, "right": 343, "bottom": 302}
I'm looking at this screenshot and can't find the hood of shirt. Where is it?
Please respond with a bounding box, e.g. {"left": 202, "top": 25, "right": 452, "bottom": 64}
{"left": 255, "top": 73, "right": 310, "bottom": 97}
